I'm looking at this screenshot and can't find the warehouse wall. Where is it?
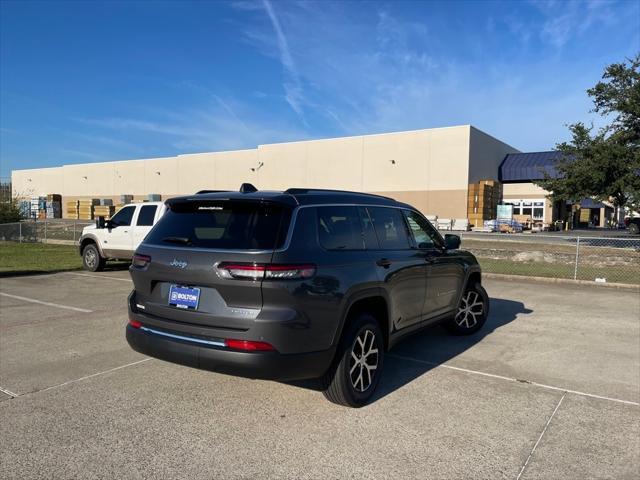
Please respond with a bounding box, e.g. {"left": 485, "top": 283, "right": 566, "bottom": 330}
{"left": 12, "top": 167, "right": 64, "bottom": 197}
{"left": 468, "top": 126, "right": 520, "bottom": 184}
{"left": 11, "top": 125, "right": 514, "bottom": 220}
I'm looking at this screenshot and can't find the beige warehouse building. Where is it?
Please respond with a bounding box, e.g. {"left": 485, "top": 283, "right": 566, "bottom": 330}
{"left": 12, "top": 125, "right": 519, "bottom": 219}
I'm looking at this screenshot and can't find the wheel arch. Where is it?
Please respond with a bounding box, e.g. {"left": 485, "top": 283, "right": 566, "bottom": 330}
{"left": 79, "top": 235, "right": 104, "bottom": 258}
{"left": 333, "top": 289, "right": 391, "bottom": 351}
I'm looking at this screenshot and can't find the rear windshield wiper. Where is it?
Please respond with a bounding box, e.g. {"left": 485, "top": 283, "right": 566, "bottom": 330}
{"left": 162, "top": 236, "right": 193, "bottom": 245}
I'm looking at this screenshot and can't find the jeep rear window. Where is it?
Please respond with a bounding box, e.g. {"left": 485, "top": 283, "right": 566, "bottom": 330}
{"left": 145, "top": 201, "right": 292, "bottom": 250}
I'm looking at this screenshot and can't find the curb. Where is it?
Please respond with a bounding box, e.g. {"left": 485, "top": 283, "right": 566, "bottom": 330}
{"left": 483, "top": 272, "right": 640, "bottom": 291}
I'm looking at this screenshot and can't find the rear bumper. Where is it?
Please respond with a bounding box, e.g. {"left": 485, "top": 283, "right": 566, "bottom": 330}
{"left": 126, "top": 324, "right": 335, "bottom": 381}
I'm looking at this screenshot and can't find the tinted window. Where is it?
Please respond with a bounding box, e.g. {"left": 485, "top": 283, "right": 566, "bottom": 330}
{"left": 110, "top": 206, "right": 135, "bottom": 227}
{"left": 367, "top": 207, "right": 411, "bottom": 250}
{"left": 403, "top": 210, "right": 443, "bottom": 249}
{"left": 317, "top": 206, "right": 363, "bottom": 250}
{"left": 145, "top": 201, "right": 291, "bottom": 250}
{"left": 136, "top": 205, "right": 157, "bottom": 226}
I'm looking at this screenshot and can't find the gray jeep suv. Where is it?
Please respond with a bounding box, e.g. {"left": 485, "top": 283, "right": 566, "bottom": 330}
{"left": 126, "top": 184, "right": 488, "bottom": 407}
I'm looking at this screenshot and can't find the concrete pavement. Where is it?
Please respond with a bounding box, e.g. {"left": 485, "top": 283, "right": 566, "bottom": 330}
{"left": 1, "top": 272, "right": 638, "bottom": 479}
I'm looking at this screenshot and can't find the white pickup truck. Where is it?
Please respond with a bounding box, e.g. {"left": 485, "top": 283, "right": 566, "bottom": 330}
{"left": 79, "top": 202, "right": 166, "bottom": 271}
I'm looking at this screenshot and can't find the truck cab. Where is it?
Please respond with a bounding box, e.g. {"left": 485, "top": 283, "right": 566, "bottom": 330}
{"left": 79, "top": 202, "right": 166, "bottom": 271}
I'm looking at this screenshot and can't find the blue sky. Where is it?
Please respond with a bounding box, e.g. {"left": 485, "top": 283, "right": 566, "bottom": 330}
{"left": 1, "top": 0, "right": 639, "bottom": 178}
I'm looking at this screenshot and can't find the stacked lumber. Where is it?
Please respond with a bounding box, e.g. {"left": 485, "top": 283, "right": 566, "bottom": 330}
{"left": 467, "top": 179, "right": 501, "bottom": 227}
{"left": 66, "top": 200, "right": 79, "bottom": 219}
{"left": 93, "top": 205, "right": 115, "bottom": 218}
{"left": 78, "top": 199, "right": 95, "bottom": 220}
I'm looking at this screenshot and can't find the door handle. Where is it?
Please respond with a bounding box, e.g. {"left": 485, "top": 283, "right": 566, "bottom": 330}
{"left": 376, "top": 258, "right": 392, "bottom": 268}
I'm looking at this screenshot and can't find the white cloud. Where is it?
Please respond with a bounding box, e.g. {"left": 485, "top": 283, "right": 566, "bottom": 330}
{"left": 261, "top": 0, "right": 306, "bottom": 119}
{"left": 534, "top": 0, "right": 621, "bottom": 48}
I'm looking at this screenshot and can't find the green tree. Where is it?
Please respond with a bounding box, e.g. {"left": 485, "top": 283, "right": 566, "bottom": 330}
{"left": 0, "top": 196, "right": 23, "bottom": 224}
{"left": 535, "top": 55, "right": 640, "bottom": 216}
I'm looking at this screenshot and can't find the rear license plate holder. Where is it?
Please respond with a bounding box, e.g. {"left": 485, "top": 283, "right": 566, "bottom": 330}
{"left": 168, "top": 285, "right": 200, "bottom": 310}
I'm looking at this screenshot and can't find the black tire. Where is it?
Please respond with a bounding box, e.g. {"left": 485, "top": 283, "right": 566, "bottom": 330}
{"left": 321, "top": 313, "right": 384, "bottom": 407}
{"left": 444, "top": 282, "right": 489, "bottom": 335}
{"left": 82, "top": 244, "right": 105, "bottom": 272}
{"left": 629, "top": 223, "right": 640, "bottom": 235}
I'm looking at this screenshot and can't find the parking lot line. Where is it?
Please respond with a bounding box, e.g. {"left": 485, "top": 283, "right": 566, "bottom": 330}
{"left": 11, "top": 358, "right": 153, "bottom": 399}
{"left": 63, "top": 272, "right": 131, "bottom": 282}
{"left": 516, "top": 393, "right": 566, "bottom": 480}
{"left": 388, "top": 354, "right": 640, "bottom": 407}
{"left": 0, "top": 386, "right": 18, "bottom": 398}
{"left": 0, "top": 292, "right": 93, "bottom": 313}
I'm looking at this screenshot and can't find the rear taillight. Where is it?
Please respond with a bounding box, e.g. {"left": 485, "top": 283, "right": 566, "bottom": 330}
{"left": 215, "top": 262, "right": 315, "bottom": 280}
{"left": 132, "top": 254, "right": 151, "bottom": 268}
{"left": 224, "top": 339, "right": 276, "bottom": 351}
{"left": 129, "top": 319, "right": 142, "bottom": 329}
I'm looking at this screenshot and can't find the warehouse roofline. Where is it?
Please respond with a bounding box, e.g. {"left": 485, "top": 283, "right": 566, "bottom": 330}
{"left": 12, "top": 124, "right": 517, "bottom": 174}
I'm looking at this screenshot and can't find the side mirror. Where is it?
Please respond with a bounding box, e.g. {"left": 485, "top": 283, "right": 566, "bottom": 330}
{"left": 444, "top": 234, "right": 461, "bottom": 250}
{"left": 96, "top": 216, "right": 106, "bottom": 229}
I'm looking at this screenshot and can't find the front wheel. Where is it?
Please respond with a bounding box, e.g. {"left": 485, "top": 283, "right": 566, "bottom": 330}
{"left": 321, "top": 313, "right": 384, "bottom": 407}
{"left": 445, "top": 282, "right": 489, "bottom": 335}
{"left": 82, "top": 244, "right": 105, "bottom": 272}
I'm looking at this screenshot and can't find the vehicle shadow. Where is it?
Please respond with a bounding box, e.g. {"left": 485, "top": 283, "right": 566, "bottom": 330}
{"left": 371, "top": 297, "right": 531, "bottom": 404}
{"left": 101, "top": 261, "right": 131, "bottom": 272}
{"left": 287, "top": 297, "right": 531, "bottom": 405}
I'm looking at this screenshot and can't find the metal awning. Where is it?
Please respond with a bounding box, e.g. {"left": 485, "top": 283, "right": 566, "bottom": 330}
{"left": 499, "top": 151, "right": 564, "bottom": 182}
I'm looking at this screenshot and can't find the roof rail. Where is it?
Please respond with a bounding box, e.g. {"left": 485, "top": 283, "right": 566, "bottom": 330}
{"left": 284, "top": 187, "right": 394, "bottom": 201}
{"left": 239, "top": 183, "right": 258, "bottom": 193}
{"left": 195, "top": 190, "right": 230, "bottom": 194}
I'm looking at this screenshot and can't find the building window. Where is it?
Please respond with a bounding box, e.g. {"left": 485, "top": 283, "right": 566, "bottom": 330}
{"left": 510, "top": 199, "right": 546, "bottom": 221}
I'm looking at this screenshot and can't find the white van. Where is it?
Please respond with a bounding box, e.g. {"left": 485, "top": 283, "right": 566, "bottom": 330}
{"left": 79, "top": 202, "right": 166, "bottom": 271}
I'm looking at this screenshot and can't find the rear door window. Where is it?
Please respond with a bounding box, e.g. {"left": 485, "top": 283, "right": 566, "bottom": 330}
{"left": 367, "top": 207, "right": 411, "bottom": 250}
{"left": 316, "top": 206, "right": 364, "bottom": 250}
{"left": 136, "top": 205, "right": 157, "bottom": 226}
{"left": 145, "top": 201, "right": 292, "bottom": 250}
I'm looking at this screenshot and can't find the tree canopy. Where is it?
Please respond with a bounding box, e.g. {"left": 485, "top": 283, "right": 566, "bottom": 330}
{"left": 535, "top": 55, "right": 640, "bottom": 210}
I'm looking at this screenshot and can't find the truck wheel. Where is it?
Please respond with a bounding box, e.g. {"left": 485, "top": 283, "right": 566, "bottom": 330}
{"left": 82, "top": 244, "right": 105, "bottom": 272}
{"left": 445, "top": 282, "right": 489, "bottom": 335}
{"left": 629, "top": 223, "right": 639, "bottom": 235}
{"left": 321, "top": 313, "right": 384, "bottom": 408}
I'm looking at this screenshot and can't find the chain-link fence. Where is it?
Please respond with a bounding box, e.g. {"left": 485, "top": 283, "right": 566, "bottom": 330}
{"left": 1, "top": 220, "right": 639, "bottom": 285}
{"left": 458, "top": 232, "right": 640, "bottom": 285}
{"left": 0, "top": 219, "right": 93, "bottom": 244}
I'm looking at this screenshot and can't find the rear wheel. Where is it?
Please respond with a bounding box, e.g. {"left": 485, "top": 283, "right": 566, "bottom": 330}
{"left": 445, "top": 282, "right": 489, "bottom": 335}
{"left": 82, "top": 244, "right": 105, "bottom": 272}
{"left": 629, "top": 222, "right": 639, "bottom": 235}
{"left": 321, "top": 313, "right": 384, "bottom": 407}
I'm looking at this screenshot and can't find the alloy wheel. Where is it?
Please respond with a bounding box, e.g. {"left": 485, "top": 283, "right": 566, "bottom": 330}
{"left": 85, "top": 249, "right": 96, "bottom": 268}
{"left": 455, "top": 290, "right": 484, "bottom": 329}
{"left": 349, "top": 329, "right": 379, "bottom": 392}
